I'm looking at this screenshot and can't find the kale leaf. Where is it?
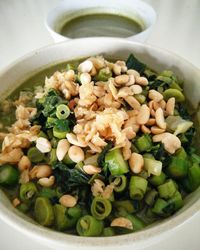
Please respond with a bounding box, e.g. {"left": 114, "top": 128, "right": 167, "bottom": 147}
{"left": 97, "top": 142, "right": 113, "bottom": 177}
{"left": 52, "top": 162, "right": 90, "bottom": 193}
{"left": 126, "top": 54, "right": 146, "bottom": 74}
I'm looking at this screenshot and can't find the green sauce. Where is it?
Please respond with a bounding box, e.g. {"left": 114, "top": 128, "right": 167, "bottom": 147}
{"left": 60, "top": 13, "right": 143, "bottom": 38}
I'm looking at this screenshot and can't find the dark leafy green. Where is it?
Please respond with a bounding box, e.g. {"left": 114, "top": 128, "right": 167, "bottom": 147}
{"left": 97, "top": 142, "right": 113, "bottom": 177}
{"left": 52, "top": 162, "right": 90, "bottom": 193}
{"left": 126, "top": 54, "right": 146, "bottom": 74}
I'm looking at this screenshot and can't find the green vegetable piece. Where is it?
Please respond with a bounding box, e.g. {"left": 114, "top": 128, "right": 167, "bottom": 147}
{"left": 54, "top": 204, "right": 73, "bottom": 231}
{"left": 175, "top": 147, "right": 188, "bottom": 159}
{"left": 20, "top": 182, "right": 38, "bottom": 204}
{"left": 134, "top": 134, "right": 152, "bottom": 153}
{"left": 134, "top": 94, "right": 146, "bottom": 104}
{"left": 143, "top": 153, "right": 155, "bottom": 159}
{"left": 157, "top": 75, "right": 172, "bottom": 84}
{"left": 144, "top": 69, "right": 156, "bottom": 80}
{"left": 46, "top": 117, "right": 57, "bottom": 128}
{"left": 166, "top": 191, "right": 183, "bottom": 212}
{"left": 144, "top": 158, "right": 162, "bottom": 176}
{"left": 170, "top": 81, "right": 182, "bottom": 91}
{"left": 157, "top": 179, "right": 177, "bottom": 199}
{"left": 109, "top": 175, "right": 127, "bottom": 192}
{"left": 63, "top": 153, "right": 75, "bottom": 165}
{"left": 145, "top": 189, "right": 158, "bottom": 206}
{"left": 126, "top": 54, "right": 146, "bottom": 74}
{"left": 38, "top": 131, "right": 48, "bottom": 138}
{"left": 54, "top": 205, "right": 82, "bottom": 230}
{"left": 34, "top": 197, "right": 54, "bottom": 226}
{"left": 160, "top": 70, "right": 176, "bottom": 80}
{"left": 27, "top": 147, "right": 44, "bottom": 163}
{"left": 149, "top": 172, "right": 166, "bottom": 186}
{"left": 47, "top": 129, "right": 53, "bottom": 139}
{"left": 0, "top": 164, "right": 19, "bottom": 186}
{"left": 163, "top": 88, "right": 185, "bottom": 102}
{"left": 95, "top": 68, "right": 112, "bottom": 81}
{"left": 97, "top": 142, "right": 113, "bottom": 168}
{"left": 49, "top": 148, "right": 57, "bottom": 165}
{"left": 102, "top": 227, "right": 115, "bottom": 236}
{"left": 17, "top": 203, "right": 30, "bottom": 213}
{"left": 91, "top": 196, "right": 112, "bottom": 220}
{"left": 68, "top": 205, "right": 82, "bottom": 221}
{"left": 145, "top": 207, "right": 157, "bottom": 222}
{"left": 39, "top": 187, "right": 57, "bottom": 200}
{"left": 113, "top": 200, "right": 135, "bottom": 214}
{"left": 53, "top": 119, "right": 70, "bottom": 139}
{"left": 51, "top": 138, "right": 58, "bottom": 148}
{"left": 191, "top": 153, "right": 200, "bottom": 164}
{"left": 56, "top": 104, "right": 70, "bottom": 119}
{"left": 76, "top": 215, "right": 104, "bottom": 236}
{"left": 167, "top": 157, "right": 188, "bottom": 179}
{"left": 151, "top": 198, "right": 169, "bottom": 217}
{"left": 66, "top": 63, "right": 76, "bottom": 71}
{"left": 129, "top": 176, "right": 148, "bottom": 200}
{"left": 182, "top": 163, "right": 200, "bottom": 192}
{"left": 126, "top": 214, "right": 146, "bottom": 231}
{"left": 105, "top": 148, "right": 129, "bottom": 175}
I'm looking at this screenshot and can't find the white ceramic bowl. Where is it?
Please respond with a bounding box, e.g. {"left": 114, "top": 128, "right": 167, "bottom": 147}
{"left": 0, "top": 38, "right": 200, "bottom": 250}
{"left": 45, "top": 0, "right": 156, "bottom": 43}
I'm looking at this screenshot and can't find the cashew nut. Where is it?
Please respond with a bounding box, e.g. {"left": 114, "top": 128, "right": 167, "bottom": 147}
{"left": 38, "top": 175, "right": 55, "bottom": 187}
{"left": 83, "top": 164, "right": 102, "bottom": 175}
{"left": 111, "top": 217, "right": 133, "bottom": 230}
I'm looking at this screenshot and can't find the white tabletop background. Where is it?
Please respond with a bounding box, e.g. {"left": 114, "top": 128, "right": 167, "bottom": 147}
{"left": 0, "top": 0, "right": 199, "bottom": 249}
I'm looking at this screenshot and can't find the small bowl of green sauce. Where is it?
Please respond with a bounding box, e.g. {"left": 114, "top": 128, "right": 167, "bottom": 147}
{"left": 45, "top": 0, "right": 156, "bottom": 42}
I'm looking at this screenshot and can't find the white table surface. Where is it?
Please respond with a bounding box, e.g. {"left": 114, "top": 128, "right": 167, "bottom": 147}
{"left": 0, "top": 0, "right": 200, "bottom": 249}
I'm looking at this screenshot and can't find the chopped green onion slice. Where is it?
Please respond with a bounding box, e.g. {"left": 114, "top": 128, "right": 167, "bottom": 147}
{"left": 56, "top": 104, "right": 70, "bottom": 119}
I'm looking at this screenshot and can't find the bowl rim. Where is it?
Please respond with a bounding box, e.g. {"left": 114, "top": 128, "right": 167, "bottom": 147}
{"left": 0, "top": 37, "right": 200, "bottom": 248}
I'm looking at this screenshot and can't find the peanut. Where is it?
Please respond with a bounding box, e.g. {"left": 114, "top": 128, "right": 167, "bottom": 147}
{"left": 135, "top": 76, "right": 148, "bottom": 86}
{"left": 59, "top": 195, "right": 77, "bottom": 208}
{"left": 83, "top": 164, "right": 101, "bottom": 175}
{"left": 68, "top": 145, "right": 85, "bottom": 163}
{"left": 155, "top": 108, "right": 166, "bottom": 129}
{"left": 129, "top": 153, "right": 144, "bottom": 174}
{"left": 80, "top": 72, "right": 91, "bottom": 85}
{"left": 111, "top": 217, "right": 133, "bottom": 230}
{"left": 115, "top": 75, "right": 129, "bottom": 85}
{"left": 78, "top": 60, "right": 93, "bottom": 73}
{"left": 36, "top": 137, "right": 51, "bottom": 153}
{"left": 29, "top": 164, "right": 52, "bottom": 179}
{"left": 125, "top": 96, "right": 141, "bottom": 110}
{"left": 151, "top": 126, "right": 166, "bottom": 134}
{"left": 148, "top": 90, "right": 163, "bottom": 102}
{"left": 56, "top": 139, "right": 70, "bottom": 161}
{"left": 12, "top": 198, "right": 21, "bottom": 208}
{"left": 130, "top": 84, "right": 143, "bottom": 94}
{"left": 18, "top": 155, "right": 31, "bottom": 171}
{"left": 136, "top": 104, "right": 150, "bottom": 125}
{"left": 141, "top": 125, "right": 151, "bottom": 134}
{"left": 166, "top": 97, "right": 175, "bottom": 116}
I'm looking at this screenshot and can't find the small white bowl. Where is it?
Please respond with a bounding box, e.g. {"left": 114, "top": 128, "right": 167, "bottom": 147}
{"left": 45, "top": 0, "right": 156, "bottom": 43}
{"left": 0, "top": 38, "right": 200, "bottom": 250}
